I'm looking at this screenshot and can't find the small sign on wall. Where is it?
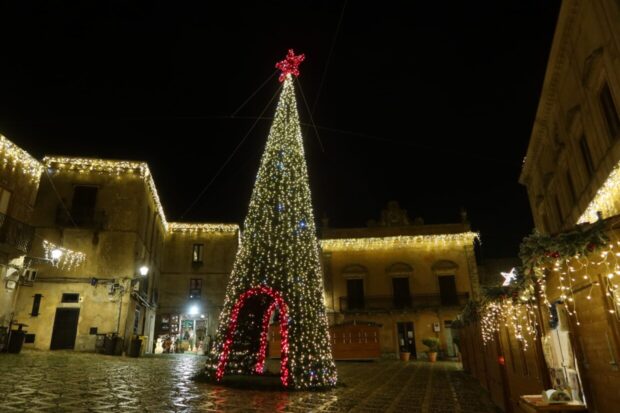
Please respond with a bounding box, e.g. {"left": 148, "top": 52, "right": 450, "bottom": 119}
{"left": 433, "top": 322, "right": 440, "bottom": 332}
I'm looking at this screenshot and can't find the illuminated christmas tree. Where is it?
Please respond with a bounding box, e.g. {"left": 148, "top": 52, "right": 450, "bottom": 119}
{"left": 205, "top": 50, "right": 337, "bottom": 389}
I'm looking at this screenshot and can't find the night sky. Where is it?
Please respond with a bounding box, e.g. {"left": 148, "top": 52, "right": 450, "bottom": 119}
{"left": 0, "top": 1, "right": 561, "bottom": 258}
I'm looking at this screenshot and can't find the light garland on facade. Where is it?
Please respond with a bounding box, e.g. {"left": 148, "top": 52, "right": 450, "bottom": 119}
{"left": 205, "top": 70, "right": 337, "bottom": 389}
{"left": 320, "top": 232, "right": 479, "bottom": 251}
{"left": 44, "top": 156, "right": 170, "bottom": 231}
{"left": 578, "top": 159, "right": 620, "bottom": 224}
{"left": 0, "top": 134, "right": 44, "bottom": 182}
{"left": 479, "top": 296, "right": 538, "bottom": 351}
{"left": 43, "top": 157, "right": 238, "bottom": 235}
{"left": 42, "top": 240, "right": 87, "bottom": 270}
{"left": 168, "top": 222, "right": 239, "bottom": 234}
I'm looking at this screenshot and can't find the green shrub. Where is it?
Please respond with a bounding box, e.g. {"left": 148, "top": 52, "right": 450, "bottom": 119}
{"left": 422, "top": 337, "right": 440, "bottom": 352}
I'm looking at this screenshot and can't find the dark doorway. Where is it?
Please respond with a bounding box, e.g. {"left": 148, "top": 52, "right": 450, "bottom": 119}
{"left": 438, "top": 275, "right": 458, "bottom": 305}
{"left": 392, "top": 277, "right": 411, "bottom": 309}
{"left": 397, "top": 322, "right": 416, "bottom": 357}
{"left": 346, "top": 279, "right": 364, "bottom": 310}
{"left": 50, "top": 308, "right": 80, "bottom": 350}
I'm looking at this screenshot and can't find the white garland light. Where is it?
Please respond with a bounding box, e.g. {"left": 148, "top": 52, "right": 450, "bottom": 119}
{"left": 578, "top": 159, "right": 620, "bottom": 224}
{"left": 42, "top": 240, "right": 86, "bottom": 270}
{"left": 43, "top": 157, "right": 170, "bottom": 231}
{"left": 321, "top": 232, "right": 479, "bottom": 251}
{"left": 0, "top": 134, "right": 44, "bottom": 182}
{"left": 168, "top": 222, "right": 239, "bottom": 234}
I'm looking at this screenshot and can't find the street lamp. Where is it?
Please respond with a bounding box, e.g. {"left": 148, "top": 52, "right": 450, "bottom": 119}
{"left": 188, "top": 304, "right": 199, "bottom": 316}
{"left": 139, "top": 265, "right": 149, "bottom": 277}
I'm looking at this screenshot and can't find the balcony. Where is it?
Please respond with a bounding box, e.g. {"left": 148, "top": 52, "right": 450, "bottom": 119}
{"left": 56, "top": 207, "right": 106, "bottom": 229}
{"left": 339, "top": 293, "right": 470, "bottom": 313}
{"left": 0, "top": 212, "right": 35, "bottom": 254}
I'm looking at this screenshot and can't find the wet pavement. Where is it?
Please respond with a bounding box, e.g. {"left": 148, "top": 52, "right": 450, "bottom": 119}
{"left": 0, "top": 351, "right": 498, "bottom": 412}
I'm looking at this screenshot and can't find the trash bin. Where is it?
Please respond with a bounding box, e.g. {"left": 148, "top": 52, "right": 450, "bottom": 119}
{"left": 95, "top": 334, "right": 106, "bottom": 353}
{"left": 103, "top": 333, "right": 117, "bottom": 355}
{"left": 129, "top": 336, "right": 143, "bottom": 357}
{"left": 8, "top": 330, "right": 26, "bottom": 354}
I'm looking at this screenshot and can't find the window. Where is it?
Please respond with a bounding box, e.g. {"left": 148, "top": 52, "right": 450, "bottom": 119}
{"left": 61, "top": 293, "right": 79, "bottom": 303}
{"left": 31, "top": 294, "right": 42, "bottom": 316}
{"left": 438, "top": 275, "right": 458, "bottom": 306}
{"left": 566, "top": 170, "right": 577, "bottom": 203}
{"left": 392, "top": 277, "right": 411, "bottom": 308}
{"left": 189, "top": 278, "right": 202, "bottom": 298}
{"left": 192, "top": 244, "right": 204, "bottom": 263}
{"left": 579, "top": 135, "right": 595, "bottom": 177}
{"left": 71, "top": 186, "right": 98, "bottom": 226}
{"left": 346, "top": 279, "right": 364, "bottom": 310}
{"left": 600, "top": 82, "right": 620, "bottom": 139}
{"left": 0, "top": 187, "right": 11, "bottom": 215}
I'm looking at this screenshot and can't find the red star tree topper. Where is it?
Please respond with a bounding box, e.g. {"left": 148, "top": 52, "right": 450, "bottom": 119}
{"left": 275, "top": 49, "right": 305, "bottom": 82}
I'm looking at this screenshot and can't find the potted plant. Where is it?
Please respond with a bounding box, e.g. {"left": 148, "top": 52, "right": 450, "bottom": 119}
{"left": 399, "top": 346, "right": 411, "bottom": 361}
{"left": 422, "top": 337, "right": 440, "bottom": 362}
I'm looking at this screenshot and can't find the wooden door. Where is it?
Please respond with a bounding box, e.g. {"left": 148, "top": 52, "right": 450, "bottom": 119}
{"left": 50, "top": 308, "right": 80, "bottom": 350}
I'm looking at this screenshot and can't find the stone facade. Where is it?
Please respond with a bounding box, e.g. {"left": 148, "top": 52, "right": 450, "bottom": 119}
{"left": 321, "top": 202, "right": 479, "bottom": 359}
{"left": 157, "top": 224, "right": 238, "bottom": 348}
{"left": 474, "top": 1, "right": 620, "bottom": 411}
{"left": 0, "top": 134, "right": 43, "bottom": 330}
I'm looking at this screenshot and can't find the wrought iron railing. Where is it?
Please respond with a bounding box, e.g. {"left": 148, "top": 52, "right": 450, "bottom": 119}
{"left": 339, "top": 292, "right": 470, "bottom": 312}
{"left": 0, "top": 212, "right": 35, "bottom": 253}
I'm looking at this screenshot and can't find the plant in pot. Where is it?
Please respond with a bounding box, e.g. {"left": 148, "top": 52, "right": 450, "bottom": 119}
{"left": 422, "top": 337, "right": 440, "bottom": 362}
{"left": 399, "top": 346, "right": 411, "bottom": 361}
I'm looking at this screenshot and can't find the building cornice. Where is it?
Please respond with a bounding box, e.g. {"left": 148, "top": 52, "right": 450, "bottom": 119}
{"left": 519, "top": 0, "right": 581, "bottom": 185}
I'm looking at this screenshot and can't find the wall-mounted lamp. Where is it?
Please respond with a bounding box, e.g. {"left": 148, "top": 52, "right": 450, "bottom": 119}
{"left": 139, "top": 265, "right": 149, "bottom": 277}
{"left": 51, "top": 248, "right": 63, "bottom": 264}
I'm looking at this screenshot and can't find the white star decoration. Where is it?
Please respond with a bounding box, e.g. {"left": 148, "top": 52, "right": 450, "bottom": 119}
{"left": 501, "top": 268, "right": 517, "bottom": 286}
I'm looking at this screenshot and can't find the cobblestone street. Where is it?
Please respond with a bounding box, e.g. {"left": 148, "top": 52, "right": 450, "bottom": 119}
{"left": 0, "top": 351, "right": 498, "bottom": 412}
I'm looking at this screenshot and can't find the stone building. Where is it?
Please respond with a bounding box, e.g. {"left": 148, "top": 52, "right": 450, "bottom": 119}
{"left": 1, "top": 148, "right": 239, "bottom": 354}
{"left": 459, "top": 1, "right": 620, "bottom": 411}
{"left": 320, "top": 202, "right": 479, "bottom": 359}
{"left": 12, "top": 157, "right": 168, "bottom": 353}
{"left": 157, "top": 223, "right": 238, "bottom": 351}
{"left": 0, "top": 135, "right": 43, "bottom": 333}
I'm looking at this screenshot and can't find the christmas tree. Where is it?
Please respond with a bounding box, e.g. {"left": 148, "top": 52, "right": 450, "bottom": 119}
{"left": 205, "top": 50, "right": 337, "bottom": 389}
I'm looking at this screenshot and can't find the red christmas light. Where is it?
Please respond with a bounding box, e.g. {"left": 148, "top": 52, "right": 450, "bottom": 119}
{"left": 215, "top": 286, "right": 290, "bottom": 387}
{"left": 275, "top": 49, "right": 305, "bottom": 82}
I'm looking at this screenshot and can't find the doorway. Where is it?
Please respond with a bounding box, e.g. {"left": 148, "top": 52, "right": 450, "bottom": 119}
{"left": 50, "top": 308, "right": 80, "bottom": 350}
{"left": 396, "top": 322, "right": 416, "bottom": 358}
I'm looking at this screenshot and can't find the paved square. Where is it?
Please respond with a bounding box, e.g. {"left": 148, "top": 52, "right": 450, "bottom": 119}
{"left": 0, "top": 351, "right": 497, "bottom": 412}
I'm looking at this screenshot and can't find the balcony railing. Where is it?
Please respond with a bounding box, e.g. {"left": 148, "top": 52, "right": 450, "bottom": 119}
{"left": 339, "top": 293, "right": 470, "bottom": 312}
{"left": 0, "top": 212, "right": 35, "bottom": 254}
{"left": 56, "top": 207, "right": 106, "bottom": 229}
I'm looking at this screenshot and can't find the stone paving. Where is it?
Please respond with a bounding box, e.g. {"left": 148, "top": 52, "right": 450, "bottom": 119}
{"left": 0, "top": 351, "right": 499, "bottom": 412}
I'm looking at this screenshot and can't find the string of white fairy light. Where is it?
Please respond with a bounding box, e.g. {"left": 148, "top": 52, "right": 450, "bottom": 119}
{"left": 42, "top": 240, "right": 86, "bottom": 270}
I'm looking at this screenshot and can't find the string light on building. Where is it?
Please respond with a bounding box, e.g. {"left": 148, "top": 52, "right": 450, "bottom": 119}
{"left": 43, "top": 157, "right": 170, "bottom": 231}
{"left": 168, "top": 222, "right": 239, "bottom": 234}
{"left": 0, "top": 134, "right": 44, "bottom": 182}
{"left": 577, "top": 159, "right": 620, "bottom": 224}
{"left": 321, "top": 232, "right": 479, "bottom": 252}
{"left": 42, "top": 240, "right": 86, "bottom": 270}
